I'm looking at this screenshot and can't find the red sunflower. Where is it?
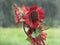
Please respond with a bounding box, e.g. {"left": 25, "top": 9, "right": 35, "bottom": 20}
{"left": 23, "top": 5, "right": 45, "bottom": 28}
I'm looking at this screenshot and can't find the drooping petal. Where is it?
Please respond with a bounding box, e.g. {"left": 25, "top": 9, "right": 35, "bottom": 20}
{"left": 41, "top": 31, "right": 47, "bottom": 40}
{"left": 13, "top": 4, "right": 20, "bottom": 25}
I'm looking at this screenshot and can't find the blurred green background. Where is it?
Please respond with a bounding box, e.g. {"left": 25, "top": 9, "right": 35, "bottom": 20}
{"left": 0, "top": 0, "right": 60, "bottom": 45}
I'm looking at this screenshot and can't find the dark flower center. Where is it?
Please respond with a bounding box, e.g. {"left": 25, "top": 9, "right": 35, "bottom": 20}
{"left": 29, "top": 11, "right": 38, "bottom": 23}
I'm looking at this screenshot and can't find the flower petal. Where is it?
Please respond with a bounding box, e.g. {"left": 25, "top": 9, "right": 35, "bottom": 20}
{"left": 37, "top": 8, "right": 45, "bottom": 20}
{"left": 22, "top": 3, "right": 29, "bottom": 14}
{"left": 13, "top": 4, "right": 20, "bottom": 25}
{"left": 30, "top": 5, "right": 37, "bottom": 11}
{"left": 41, "top": 31, "right": 47, "bottom": 40}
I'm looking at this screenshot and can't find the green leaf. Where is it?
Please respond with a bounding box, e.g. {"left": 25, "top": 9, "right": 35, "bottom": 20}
{"left": 32, "top": 30, "right": 41, "bottom": 38}
{"left": 26, "top": 38, "right": 31, "bottom": 43}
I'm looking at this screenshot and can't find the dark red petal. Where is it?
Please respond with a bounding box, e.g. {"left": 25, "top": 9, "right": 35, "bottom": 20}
{"left": 23, "top": 12, "right": 30, "bottom": 19}
{"left": 30, "top": 5, "right": 37, "bottom": 11}
{"left": 37, "top": 8, "right": 45, "bottom": 20}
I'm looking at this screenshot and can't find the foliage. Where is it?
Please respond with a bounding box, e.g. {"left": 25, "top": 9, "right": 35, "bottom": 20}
{"left": 0, "top": 28, "right": 60, "bottom": 45}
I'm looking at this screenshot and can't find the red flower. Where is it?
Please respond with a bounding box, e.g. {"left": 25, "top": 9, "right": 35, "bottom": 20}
{"left": 23, "top": 5, "right": 45, "bottom": 28}
{"left": 13, "top": 4, "right": 20, "bottom": 25}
